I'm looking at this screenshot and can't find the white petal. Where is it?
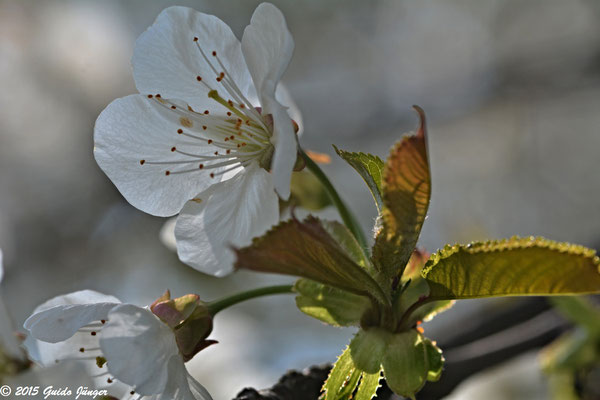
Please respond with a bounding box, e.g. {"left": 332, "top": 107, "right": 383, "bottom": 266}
{"left": 268, "top": 102, "right": 297, "bottom": 200}
{"left": 276, "top": 84, "right": 303, "bottom": 136}
{"left": 7, "top": 361, "right": 94, "bottom": 392}
{"left": 175, "top": 163, "right": 279, "bottom": 276}
{"left": 25, "top": 303, "right": 119, "bottom": 343}
{"left": 94, "top": 95, "right": 222, "bottom": 217}
{"left": 133, "top": 6, "right": 254, "bottom": 110}
{"left": 145, "top": 357, "right": 213, "bottom": 400}
{"left": 100, "top": 304, "right": 179, "bottom": 396}
{"left": 241, "top": 3, "right": 294, "bottom": 104}
{"left": 0, "top": 249, "right": 3, "bottom": 283}
{"left": 242, "top": 4, "right": 296, "bottom": 199}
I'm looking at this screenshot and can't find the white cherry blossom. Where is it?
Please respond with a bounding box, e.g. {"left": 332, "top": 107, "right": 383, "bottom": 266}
{"left": 94, "top": 3, "right": 299, "bottom": 276}
{"left": 24, "top": 290, "right": 212, "bottom": 400}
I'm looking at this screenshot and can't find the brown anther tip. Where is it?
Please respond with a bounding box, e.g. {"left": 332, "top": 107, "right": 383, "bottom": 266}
{"left": 204, "top": 110, "right": 209, "bottom": 115}
{"left": 226, "top": 149, "right": 231, "bottom": 154}
{"left": 165, "top": 171, "right": 171, "bottom": 176}
{"left": 207, "top": 139, "right": 213, "bottom": 144}
{"left": 91, "top": 331, "right": 96, "bottom": 336}
{"left": 210, "top": 173, "right": 215, "bottom": 178}
{"left": 79, "top": 348, "right": 85, "bottom": 353}
{"left": 212, "top": 51, "right": 217, "bottom": 56}
{"left": 101, "top": 320, "right": 106, "bottom": 324}
{"left": 193, "top": 37, "right": 198, "bottom": 42}
{"left": 216, "top": 77, "right": 222, "bottom": 82}
{"left": 226, "top": 112, "right": 232, "bottom": 116}
{"left": 202, "top": 125, "right": 207, "bottom": 130}
{"left": 139, "top": 160, "right": 145, "bottom": 165}
{"left": 156, "top": 94, "right": 161, "bottom": 98}
{"left": 130, "top": 391, "right": 135, "bottom": 395}
{"left": 177, "top": 129, "right": 183, "bottom": 134}
{"left": 199, "top": 164, "right": 204, "bottom": 169}
{"left": 147, "top": 94, "right": 153, "bottom": 98}
{"left": 196, "top": 76, "right": 202, "bottom": 81}
{"left": 171, "top": 147, "right": 176, "bottom": 152}
{"left": 171, "top": 105, "right": 176, "bottom": 109}
{"left": 107, "top": 378, "right": 113, "bottom": 383}
{"left": 239, "top": 103, "right": 245, "bottom": 108}
{"left": 230, "top": 135, "right": 235, "bottom": 140}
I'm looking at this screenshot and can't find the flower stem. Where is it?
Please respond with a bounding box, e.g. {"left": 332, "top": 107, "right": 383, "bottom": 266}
{"left": 207, "top": 284, "right": 294, "bottom": 315}
{"left": 300, "top": 149, "right": 369, "bottom": 252}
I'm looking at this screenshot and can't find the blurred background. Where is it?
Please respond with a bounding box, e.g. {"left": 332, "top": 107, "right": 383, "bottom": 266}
{"left": 1, "top": 0, "right": 600, "bottom": 398}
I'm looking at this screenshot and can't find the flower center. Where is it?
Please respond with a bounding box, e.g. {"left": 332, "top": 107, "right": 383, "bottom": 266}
{"left": 137, "top": 38, "right": 277, "bottom": 179}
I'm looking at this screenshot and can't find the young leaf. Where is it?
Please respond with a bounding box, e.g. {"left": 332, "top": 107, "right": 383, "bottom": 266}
{"left": 333, "top": 146, "right": 385, "bottom": 213}
{"left": 323, "top": 345, "right": 359, "bottom": 400}
{"left": 288, "top": 170, "right": 332, "bottom": 211}
{"left": 349, "top": 328, "right": 392, "bottom": 373}
{"left": 355, "top": 369, "right": 382, "bottom": 400}
{"left": 422, "top": 237, "right": 600, "bottom": 300}
{"left": 381, "top": 330, "right": 429, "bottom": 399}
{"left": 373, "top": 106, "right": 431, "bottom": 282}
{"left": 294, "top": 279, "right": 371, "bottom": 327}
{"left": 234, "top": 216, "right": 389, "bottom": 305}
{"left": 321, "top": 220, "right": 371, "bottom": 269}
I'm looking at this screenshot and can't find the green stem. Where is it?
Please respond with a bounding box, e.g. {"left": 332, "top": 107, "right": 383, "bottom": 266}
{"left": 301, "top": 150, "right": 369, "bottom": 252}
{"left": 396, "top": 296, "right": 434, "bottom": 332}
{"left": 207, "top": 284, "right": 294, "bottom": 315}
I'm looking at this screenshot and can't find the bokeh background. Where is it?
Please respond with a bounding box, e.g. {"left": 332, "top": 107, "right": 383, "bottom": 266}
{"left": 1, "top": 0, "right": 600, "bottom": 398}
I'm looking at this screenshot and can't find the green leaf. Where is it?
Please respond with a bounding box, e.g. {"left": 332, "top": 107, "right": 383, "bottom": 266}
{"left": 381, "top": 330, "right": 428, "bottom": 399}
{"left": 288, "top": 170, "right": 332, "bottom": 211}
{"left": 424, "top": 338, "right": 444, "bottom": 382}
{"left": 234, "top": 216, "right": 389, "bottom": 305}
{"left": 373, "top": 106, "right": 431, "bottom": 282}
{"left": 322, "top": 346, "right": 359, "bottom": 400}
{"left": 333, "top": 146, "right": 385, "bottom": 213}
{"left": 294, "top": 279, "right": 371, "bottom": 327}
{"left": 422, "top": 237, "right": 600, "bottom": 300}
{"left": 540, "top": 329, "right": 597, "bottom": 372}
{"left": 355, "top": 370, "right": 382, "bottom": 400}
{"left": 350, "top": 328, "right": 392, "bottom": 373}
{"left": 550, "top": 296, "right": 600, "bottom": 335}
{"left": 321, "top": 220, "right": 371, "bottom": 269}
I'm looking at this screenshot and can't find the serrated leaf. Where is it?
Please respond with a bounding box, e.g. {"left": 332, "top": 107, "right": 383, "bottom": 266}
{"left": 422, "top": 237, "right": 600, "bottom": 300}
{"left": 323, "top": 346, "right": 359, "bottom": 400}
{"left": 235, "top": 216, "right": 389, "bottom": 305}
{"left": 424, "top": 338, "right": 444, "bottom": 382}
{"left": 288, "top": 170, "right": 332, "bottom": 211}
{"left": 294, "top": 279, "right": 371, "bottom": 327}
{"left": 373, "top": 106, "right": 431, "bottom": 282}
{"left": 355, "top": 369, "right": 382, "bottom": 400}
{"left": 321, "top": 220, "right": 371, "bottom": 269}
{"left": 333, "top": 146, "right": 385, "bottom": 213}
{"left": 381, "top": 330, "right": 428, "bottom": 399}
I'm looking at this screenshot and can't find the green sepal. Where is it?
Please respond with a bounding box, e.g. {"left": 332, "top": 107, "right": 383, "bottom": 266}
{"left": 294, "top": 279, "right": 371, "bottom": 327}
{"left": 350, "top": 328, "right": 392, "bottom": 373}
{"left": 333, "top": 145, "right": 385, "bottom": 214}
{"left": 422, "top": 237, "right": 600, "bottom": 300}
{"left": 287, "top": 170, "right": 332, "bottom": 211}
{"left": 322, "top": 345, "right": 359, "bottom": 400}
{"left": 381, "top": 330, "right": 429, "bottom": 399}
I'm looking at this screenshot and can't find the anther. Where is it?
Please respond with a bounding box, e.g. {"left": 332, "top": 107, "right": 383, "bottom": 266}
{"left": 177, "top": 129, "right": 183, "bottom": 134}
{"left": 230, "top": 135, "right": 235, "bottom": 140}
{"left": 79, "top": 348, "right": 85, "bottom": 353}
{"left": 165, "top": 171, "right": 171, "bottom": 176}
{"left": 147, "top": 95, "right": 153, "bottom": 98}
{"left": 204, "top": 110, "right": 210, "bottom": 115}
{"left": 107, "top": 378, "right": 113, "bottom": 384}
{"left": 91, "top": 331, "right": 97, "bottom": 336}
{"left": 171, "top": 105, "right": 176, "bottom": 109}
{"left": 212, "top": 51, "right": 217, "bottom": 56}
{"left": 130, "top": 391, "right": 135, "bottom": 395}
{"left": 193, "top": 37, "right": 198, "bottom": 42}
{"left": 202, "top": 125, "right": 207, "bottom": 130}
{"left": 156, "top": 94, "right": 161, "bottom": 98}
{"left": 227, "top": 112, "right": 232, "bottom": 116}
{"left": 214, "top": 151, "right": 218, "bottom": 155}
{"left": 171, "top": 147, "right": 176, "bottom": 152}
{"left": 199, "top": 164, "right": 204, "bottom": 169}
{"left": 207, "top": 139, "right": 213, "bottom": 144}
{"left": 226, "top": 149, "right": 231, "bottom": 154}
{"left": 210, "top": 173, "right": 215, "bottom": 178}
{"left": 101, "top": 320, "right": 106, "bottom": 324}
{"left": 140, "top": 160, "right": 145, "bottom": 165}
{"left": 196, "top": 76, "right": 202, "bottom": 81}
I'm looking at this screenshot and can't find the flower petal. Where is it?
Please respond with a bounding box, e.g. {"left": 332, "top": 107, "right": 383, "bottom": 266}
{"left": 100, "top": 304, "right": 179, "bottom": 396}
{"left": 145, "top": 357, "right": 213, "bottom": 400}
{"left": 94, "top": 94, "right": 223, "bottom": 217}
{"left": 175, "top": 163, "right": 279, "bottom": 276}
{"left": 24, "top": 290, "right": 120, "bottom": 343}
{"left": 242, "top": 4, "right": 296, "bottom": 199}
{"left": 133, "top": 6, "right": 254, "bottom": 110}
{"left": 241, "top": 3, "right": 294, "bottom": 104}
